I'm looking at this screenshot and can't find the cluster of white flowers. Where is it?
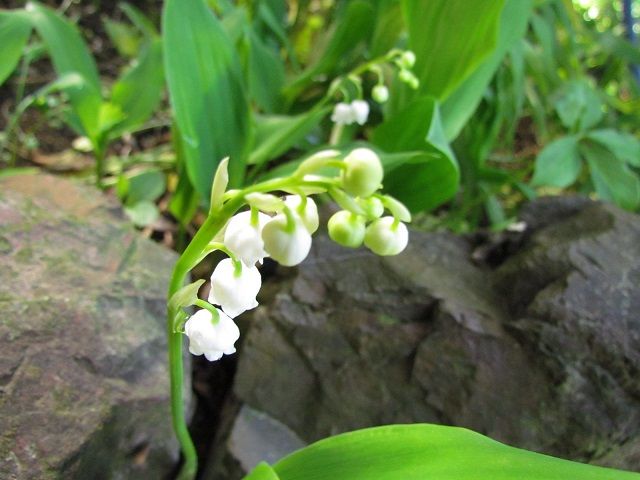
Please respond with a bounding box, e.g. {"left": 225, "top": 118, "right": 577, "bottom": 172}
{"left": 330, "top": 100, "right": 370, "bottom": 126}
{"left": 183, "top": 148, "right": 410, "bottom": 362}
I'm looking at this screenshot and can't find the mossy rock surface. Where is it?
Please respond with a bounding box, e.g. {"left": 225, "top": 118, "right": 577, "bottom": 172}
{"left": 0, "top": 174, "right": 181, "bottom": 479}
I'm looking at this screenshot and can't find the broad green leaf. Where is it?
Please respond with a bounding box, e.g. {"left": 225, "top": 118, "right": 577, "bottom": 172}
{"left": 249, "top": 108, "right": 330, "bottom": 166}
{"left": 119, "top": 2, "right": 158, "bottom": 39}
{"left": 124, "top": 201, "right": 159, "bottom": 226}
{"left": 369, "top": 0, "right": 404, "bottom": 57}
{"left": 109, "top": 38, "right": 164, "bottom": 138}
{"left": 169, "top": 127, "right": 200, "bottom": 226}
{"left": 163, "top": 0, "right": 250, "bottom": 195}
{"left": 587, "top": 129, "right": 640, "bottom": 167}
{"left": 531, "top": 135, "right": 582, "bottom": 188}
{"left": 123, "top": 169, "right": 166, "bottom": 205}
{"left": 0, "top": 12, "right": 32, "bottom": 86}
{"left": 372, "top": 97, "right": 459, "bottom": 212}
{"left": 104, "top": 18, "right": 141, "bottom": 57}
{"left": 243, "top": 462, "right": 281, "bottom": 480}
{"left": 247, "top": 27, "right": 285, "bottom": 112}
{"left": 441, "top": 0, "right": 533, "bottom": 140}
{"left": 583, "top": 141, "right": 640, "bottom": 210}
{"left": 402, "top": 0, "right": 505, "bottom": 101}
{"left": 26, "top": 2, "right": 103, "bottom": 139}
{"left": 554, "top": 79, "right": 603, "bottom": 132}
{"left": 285, "top": 1, "right": 375, "bottom": 99}
{"left": 247, "top": 424, "right": 639, "bottom": 480}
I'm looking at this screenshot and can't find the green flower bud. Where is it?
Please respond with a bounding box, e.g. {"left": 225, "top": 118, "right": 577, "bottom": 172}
{"left": 364, "top": 216, "right": 409, "bottom": 256}
{"left": 328, "top": 211, "right": 366, "bottom": 248}
{"left": 372, "top": 84, "right": 389, "bottom": 103}
{"left": 341, "top": 148, "right": 384, "bottom": 198}
{"left": 399, "top": 69, "right": 419, "bottom": 90}
{"left": 399, "top": 50, "right": 416, "bottom": 69}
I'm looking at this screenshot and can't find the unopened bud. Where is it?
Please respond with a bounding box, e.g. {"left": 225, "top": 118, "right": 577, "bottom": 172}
{"left": 341, "top": 148, "right": 384, "bottom": 198}
{"left": 372, "top": 84, "right": 389, "bottom": 104}
{"left": 364, "top": 216, "right": 408, "bottom": 256}
{"left": 328, "top": 211, "right": 366, "bottom": 248}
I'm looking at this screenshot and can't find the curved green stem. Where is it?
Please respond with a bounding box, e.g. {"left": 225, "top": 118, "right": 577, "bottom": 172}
{"left": 167, "top": 175, "right": 333, "bottom": 480}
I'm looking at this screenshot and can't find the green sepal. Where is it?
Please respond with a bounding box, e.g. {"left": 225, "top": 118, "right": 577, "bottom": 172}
{"left": 210, "top": 157, "right": 230, "bottom": 213}
{"left": 378, "top": 194, "right": 411, "bottom": 222}
{"left": 168, "top": 279, "right": 205, "bottom": 332}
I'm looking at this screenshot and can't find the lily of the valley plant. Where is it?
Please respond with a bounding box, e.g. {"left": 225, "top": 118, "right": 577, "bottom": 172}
{"left": 166, "top": 148, "right": 410, "bottom": 479}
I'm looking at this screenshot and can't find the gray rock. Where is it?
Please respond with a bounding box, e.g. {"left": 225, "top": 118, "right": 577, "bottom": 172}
{"left": 203, "top": 405, "right": 305, "bottom": 479}
{"left": 0, "top": 174, "right": 182, "bottom": 479}
{"left": 229, "top": 197, "right": 640, "bottom": 472}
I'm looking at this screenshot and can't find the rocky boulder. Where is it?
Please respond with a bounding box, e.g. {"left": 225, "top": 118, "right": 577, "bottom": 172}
{"left": 0, "top": 174, "right": 181, "bottom": 479}
{"left": 226, "top": 197, "right": 640, "bottom": 476}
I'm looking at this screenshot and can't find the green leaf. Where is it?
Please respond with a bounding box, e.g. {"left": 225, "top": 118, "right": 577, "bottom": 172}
{"left": 124, "top": 169, "right": 166, "bottom": 205}
{"left": 0, "top": 12, "right": 32, "bottom": 86}
{"left": 163, "top": 0, "right": 250, "bottom": 196}
{"left": 402, "top": 0, "right": 506, "bottom": 101}
{"left": 249, "top": 108, "right": 330, "bottom": 166}
{"left": 169, "top": 127, "right": 200, "bottom": 226}
{"left": 109, "top": 38, "right": 164, "bottom": 138}
{"left": 441, "top": 0, "right": 533, "bottom": 140}
{"left": 124, "top": 201, "right": 159, "bottom": 227}
{"left": 582, "top": 141, "right": 640, "bottom": 210}
{"left": 247, "top": 424, "right": 640, "bottom": 480}
{"left": 26, "top": 2, "right": 103, "bottom": 140}
{"left": 372, "top": 97, "right": 459, "bottom": 212}
{"left": 531, "top": 136, "right": 582, "bottom": 188}
{"left": 554, "top": 79, "right": 603, "bottom": 132}
{"left": 247, "top": 27, "right": 285, "bottom": 112}
{"left": 285, "top": 1, "right": 375, "bottom": 99}
{"left": 244, "top": 462, "right": 281, "bottom": 480}
{"left": 104, "top": 18, "right": 141, "bottom": 57}
{"left": 119, "top": 2, "right": 158, "bottom": 39}
{"left": 587, "top": 129, "right": 640, "bottom": 167}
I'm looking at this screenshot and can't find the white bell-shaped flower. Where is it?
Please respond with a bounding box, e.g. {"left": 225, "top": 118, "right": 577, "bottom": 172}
{"left": 184, "top": 308, "right": 240, "bottom": 361}
{"left": 284, "top": 195, "right": 319, "bottom": 234}
{"left": 331, "top": 102, "right": 355, "bottom": 125}
{"left": 350, "top": 100, "right": 370, "bottom": 125}
{"left": 262, "top": 213, "right": 312, "bottom": 266}
{"left": 224, "top": 210, "right": 271, "bottom": 266}
{"left": 363, "top": 216, "right": 409, "bottom": 256}
{"left": 208, "top": 258, "right": 261, "bottom": 318}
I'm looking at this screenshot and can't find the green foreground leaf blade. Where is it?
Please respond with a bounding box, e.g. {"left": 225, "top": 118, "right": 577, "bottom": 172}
{"left": 0, "top": 12, "right": 32, "bottom": 86}
{"left": 262, "top": 424, "right": 640, "bottom": 480}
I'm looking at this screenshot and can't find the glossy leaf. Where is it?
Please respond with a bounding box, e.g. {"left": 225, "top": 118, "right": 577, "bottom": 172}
{"left": 402, "top": 0, "right": 505, "bottom": 101}
{"left": 587, "top": 129, "right": 640, "bottom": 167}
{"left": 26, "top": 2, "right": 103, "bottom": 140}
{"left": 163, "top": 0, "right": 250, "bottom": 195}
{"left": 244, "top": 424, "right": 639, "bottom": 480}
{"left": 249, "top": 108, "right": 330, "bottom": 167}
{"left": 109, "top": 38, "right": 164, "bottom": 139}
{"left": 0, "top": 12, "right": 32, "bottom": 86}
{"left": 372, "top": 97, "right": 459, "bottom": 212}
{"left": 285, "top": 1, "right": 375, "bottom": 99}
{"left": 441, "top": 0, "right": 533, "bottom": 140}
{"left": 583, "top": 141, "right": 640, "bottom": 210}
{"left": 554, "top": 79, "right": 603, "bottom": 132}
{"left": 531, "top": 136, "right": 582, "bottom": 188}
{"left": 247, "top": 27, "right": 285, "bottom": 112}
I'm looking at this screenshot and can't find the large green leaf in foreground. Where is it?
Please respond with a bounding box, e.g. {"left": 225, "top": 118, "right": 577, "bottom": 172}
{"left": 163, "top": 0, "right": 250, "bottom": 196}
{"left": 0, "top": 12, "right": 32, "bottom": 86}
{"left": 243, "top": 424, "right": 640, "bottom": 480}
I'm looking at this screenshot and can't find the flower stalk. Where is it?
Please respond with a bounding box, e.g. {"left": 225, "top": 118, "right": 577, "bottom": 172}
{"left": 166, "top": 149, "right": 410, "bottom": 480}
